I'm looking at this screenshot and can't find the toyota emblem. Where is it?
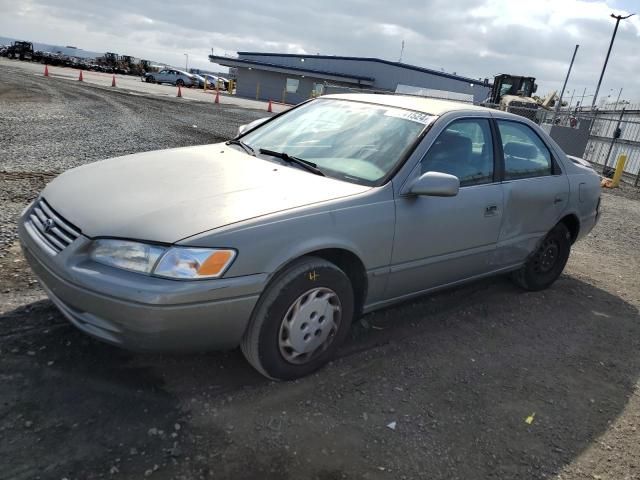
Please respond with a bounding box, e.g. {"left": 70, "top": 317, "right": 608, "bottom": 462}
{"left": 43, "top": 218, "right": 55, "bottom": 233}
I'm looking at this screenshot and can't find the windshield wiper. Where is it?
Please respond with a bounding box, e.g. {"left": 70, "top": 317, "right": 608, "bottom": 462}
{"left": 226, "top": 139, "right": 255, "bottom": 156}
{"left": 259, "top": 148, "right": 325, "bottom": 176}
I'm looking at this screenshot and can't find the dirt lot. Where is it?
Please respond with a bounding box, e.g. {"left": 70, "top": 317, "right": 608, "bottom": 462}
{"left": 1, "top": 63, "right": 639, "bottom": 480}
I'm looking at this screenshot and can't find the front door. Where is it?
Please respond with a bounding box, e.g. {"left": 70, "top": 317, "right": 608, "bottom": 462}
{"left": 155, "top": 69, "right": 169, "bottom": 83}
{"left": 387, "top": 117, "right": 504, "bottom": 299}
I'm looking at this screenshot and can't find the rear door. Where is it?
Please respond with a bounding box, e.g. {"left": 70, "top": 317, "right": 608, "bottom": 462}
{"left": 494, "top": 119, "right": 570, "bottom": 266}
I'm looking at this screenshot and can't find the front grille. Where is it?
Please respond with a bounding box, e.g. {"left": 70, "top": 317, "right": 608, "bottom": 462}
{"left": 27, "top": 198, "right": 81, "bottom": 254}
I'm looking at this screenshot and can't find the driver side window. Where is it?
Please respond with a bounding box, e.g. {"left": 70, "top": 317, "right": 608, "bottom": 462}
{"left": 421, "top": 118, "right": 494, "bottom": 187}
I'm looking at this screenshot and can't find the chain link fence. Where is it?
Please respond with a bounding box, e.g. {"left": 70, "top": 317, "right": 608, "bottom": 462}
{"left": 547, "top": 106, "right": 640, "bottom": 185}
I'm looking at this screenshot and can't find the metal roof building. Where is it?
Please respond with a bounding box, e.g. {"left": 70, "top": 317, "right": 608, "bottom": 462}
{"left": 209, "top": 52, "right": 491, "bottom": 105}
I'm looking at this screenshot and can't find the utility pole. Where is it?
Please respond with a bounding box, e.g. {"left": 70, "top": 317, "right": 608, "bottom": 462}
{"left": 578, "top": 87, "right": 587, "bottom": 110}
{"left": 591, "top": 13, "right": 635, "bottom": 109}
{"left": 552, "top": 44, "right": 579, "bottom": 125}
{"left": 184, "top": 53, "right": 189, "bottom": 72}
{"left": 399, "top": 40, "right": 405, "bottom": 63}
{"left": 614, "top": 88, "right": 623, "bottom": 110}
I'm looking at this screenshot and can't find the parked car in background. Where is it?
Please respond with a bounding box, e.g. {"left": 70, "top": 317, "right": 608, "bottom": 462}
{"left": 144, "top": 68, "right": 196, "bottom": 87}
{"left": 190, "top": 74, "right": 207, "bottom": 88}
{"left": 202, "top": 74, "right": 229, "bottom": 90}
{"left": 19, "top": 94, "right": 601, "bottom": 380}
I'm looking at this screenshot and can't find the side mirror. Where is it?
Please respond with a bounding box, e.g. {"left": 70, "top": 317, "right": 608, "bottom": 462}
{"left": 238, "top": 117, "right": 270, "bottom": 136}
{"left": 408, "top": 171, "right": 460, "bottom": 197}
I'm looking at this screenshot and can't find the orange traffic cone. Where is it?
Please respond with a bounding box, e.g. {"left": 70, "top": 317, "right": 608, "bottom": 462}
{"left": 177, "top": 85, "right": 182, "bottom": 98}
{"left": 111, "top": 74, "right": 116, "bottom": 87}
{"left": 267, "top": 100, "right": 273, "bottom": 112}
{"left": 214, "top": 90, "right": 220, "bottom": 104}
{"left": 78, "top": 70, "right": 83, "bottom": 81}
{"left": 44, "top": 65, "right": 49, "bottom": 77}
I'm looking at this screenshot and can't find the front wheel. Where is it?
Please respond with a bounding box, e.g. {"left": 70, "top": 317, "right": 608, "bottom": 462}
{"left": 145, "top": 76, "right": 154, "bottom": 83}
{"left": 512, "top": 223, "right": 571, "bottom": 291}
{"left": 241, "top": 256, "right": 354, "bottom": 380}
{"left": 176, "top": 79, "right": 185, "bottom": 87}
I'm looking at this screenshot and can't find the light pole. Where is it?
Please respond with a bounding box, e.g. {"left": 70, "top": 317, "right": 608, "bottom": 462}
{"left": 591, "top": 12, "right": 635, "bottom": 109}
{"left": 568, "top": 89, "right": 575, "bottom": 109}
{"left": 184, "top": 53, "right": 189, "bottom": 72}
{"left": 552, "top": 44, "right": 579, "bottom": 125}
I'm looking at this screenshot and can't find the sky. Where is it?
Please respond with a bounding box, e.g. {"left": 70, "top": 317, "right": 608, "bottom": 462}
{"left": 1, "top": 0, "right": 639, "bottom": 103}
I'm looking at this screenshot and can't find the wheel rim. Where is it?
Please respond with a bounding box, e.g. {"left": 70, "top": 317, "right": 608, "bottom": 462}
{"left": 278, "top": 287, "right": 342, "bottom": 365}
{"left": 534, "top": 238, "right": 560, "bottom": 274}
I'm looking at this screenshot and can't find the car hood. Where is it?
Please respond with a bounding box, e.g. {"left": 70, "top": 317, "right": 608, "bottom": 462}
{"left": 42, "top": 144, "right": 370, "bottom": 243}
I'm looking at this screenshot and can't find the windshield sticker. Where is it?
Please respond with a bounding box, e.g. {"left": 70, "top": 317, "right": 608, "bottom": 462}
{"left": 384, "top": 109, "right": 433, "bottom": 124}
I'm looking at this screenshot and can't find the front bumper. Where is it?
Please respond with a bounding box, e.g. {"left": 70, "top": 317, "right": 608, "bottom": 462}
{"left": 18, "top": 217, "right": 266, "bottom": 352}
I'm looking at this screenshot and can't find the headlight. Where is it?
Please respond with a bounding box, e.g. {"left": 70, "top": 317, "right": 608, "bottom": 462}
{"left": 153, "top": 247, "right": 235, "bottom": 279}
{"left": 89, "top": 240, "right": 236, "bottom": 280}
{"left": 89, "top": 239, "right": 165, "bottom": 274}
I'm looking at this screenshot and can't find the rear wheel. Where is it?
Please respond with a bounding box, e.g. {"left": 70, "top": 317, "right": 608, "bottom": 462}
{"left": 512, "top": 223, "right": 571, "bottom": 291}
{"left": 241, "top": 256, "right": 354, "bottom": 380}
{"left": 176, "top": 79, "right": 185, "bottom": 87}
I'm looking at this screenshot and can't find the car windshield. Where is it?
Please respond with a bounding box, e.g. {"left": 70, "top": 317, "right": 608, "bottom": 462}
{"left": 240, "top": 99, "right": 434, "bottom": 185}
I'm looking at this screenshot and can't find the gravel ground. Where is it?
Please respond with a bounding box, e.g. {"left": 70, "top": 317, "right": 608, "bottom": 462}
{"left": 1, "top": 63, "right": 639, "bottom": 480}
{"left": 0, "top": 63, "right": 268, "bottom": 252}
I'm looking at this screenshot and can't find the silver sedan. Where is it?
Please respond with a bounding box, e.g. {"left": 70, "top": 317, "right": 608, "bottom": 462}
{"left": 144, "top": 68, "right": 196, "bottom": 87}
{"left": 18, "top": 94, "right": 601, "bottom": 380}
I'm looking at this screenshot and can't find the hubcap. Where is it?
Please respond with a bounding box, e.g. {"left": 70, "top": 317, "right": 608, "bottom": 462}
{"left": 534, "top": 238, "right": 559, "bottom": 273}
{"left": 278, "top": 287, "right": 342, "bottom": 365}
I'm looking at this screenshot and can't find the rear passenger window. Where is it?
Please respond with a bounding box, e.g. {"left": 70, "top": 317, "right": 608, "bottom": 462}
{"left": 497, "top": 121, "right": 552, "bottom": 180}
{"left": 421, "top": 119, "right": 494, "bottom": 187}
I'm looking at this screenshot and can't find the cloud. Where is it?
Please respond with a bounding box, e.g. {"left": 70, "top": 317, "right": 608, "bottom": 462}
{"left": 1, "top": 0, "right": 638, "bottom": 102}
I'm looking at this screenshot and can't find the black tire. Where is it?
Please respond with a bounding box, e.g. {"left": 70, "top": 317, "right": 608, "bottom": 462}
{"left": 512, "top": 223, "right": 571, "bottom": 291}
{"left": 146, "top": 76, "right": 154, "bottom": 83}
{"left": 176, "top": 79, "right": 185, "bottom": 87}
{"left": 241, "top": 256, "right": 354, "bottom": 380}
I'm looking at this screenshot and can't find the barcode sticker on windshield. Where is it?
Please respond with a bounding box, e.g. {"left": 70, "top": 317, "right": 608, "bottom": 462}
{"left": 384, "top": 109, "right": 433, "bottom": 124}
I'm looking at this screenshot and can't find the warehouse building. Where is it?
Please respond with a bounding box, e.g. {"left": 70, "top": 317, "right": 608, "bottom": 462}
{"left": 209, "top": 52, "right": 491, "bottom": 104}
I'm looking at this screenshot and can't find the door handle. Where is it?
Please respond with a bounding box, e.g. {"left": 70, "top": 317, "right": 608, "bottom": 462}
{"left": 484, "top": 205, "right": 498, "bottom": 216}
{"left": 554, "top": 197, "right": 564, "bottom": 204}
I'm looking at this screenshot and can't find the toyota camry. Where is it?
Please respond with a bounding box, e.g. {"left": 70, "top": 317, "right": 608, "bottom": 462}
{"left": 18, "top": 94, "right": 601, "bottom": 380}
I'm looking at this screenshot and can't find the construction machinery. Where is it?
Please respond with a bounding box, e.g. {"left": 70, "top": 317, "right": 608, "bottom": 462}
{"left": 95, "top": 52, "right": 150, "bottom": 75}
{"left": 139, "top": 60, "right": 154, "bottom": 74}
{"left": 121, "top": 55, "right": 149, "bottom": 75}
{"left": 3, "top": 41, "right": 34, "bottom": 61}
{"left": 487, "top": 74, "right": 537, "bottom": 105}
{"left": 483, "top": 74, "right": 558, "bottom": 122}
{"left": 95, "top": 52, "right": 127, "bottom": 74}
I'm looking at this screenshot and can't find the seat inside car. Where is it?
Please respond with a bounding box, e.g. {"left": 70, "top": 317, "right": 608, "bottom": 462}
{"left": 503, "top": 141, "right": 544, "bottom": 175}
{"left": 422, "top": 131, "right": 474, "bottom": 180}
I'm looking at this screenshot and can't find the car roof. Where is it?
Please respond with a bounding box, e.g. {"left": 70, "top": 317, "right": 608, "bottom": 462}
{"left": 322, "top": 93, "right": 491, "bottom": 116}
